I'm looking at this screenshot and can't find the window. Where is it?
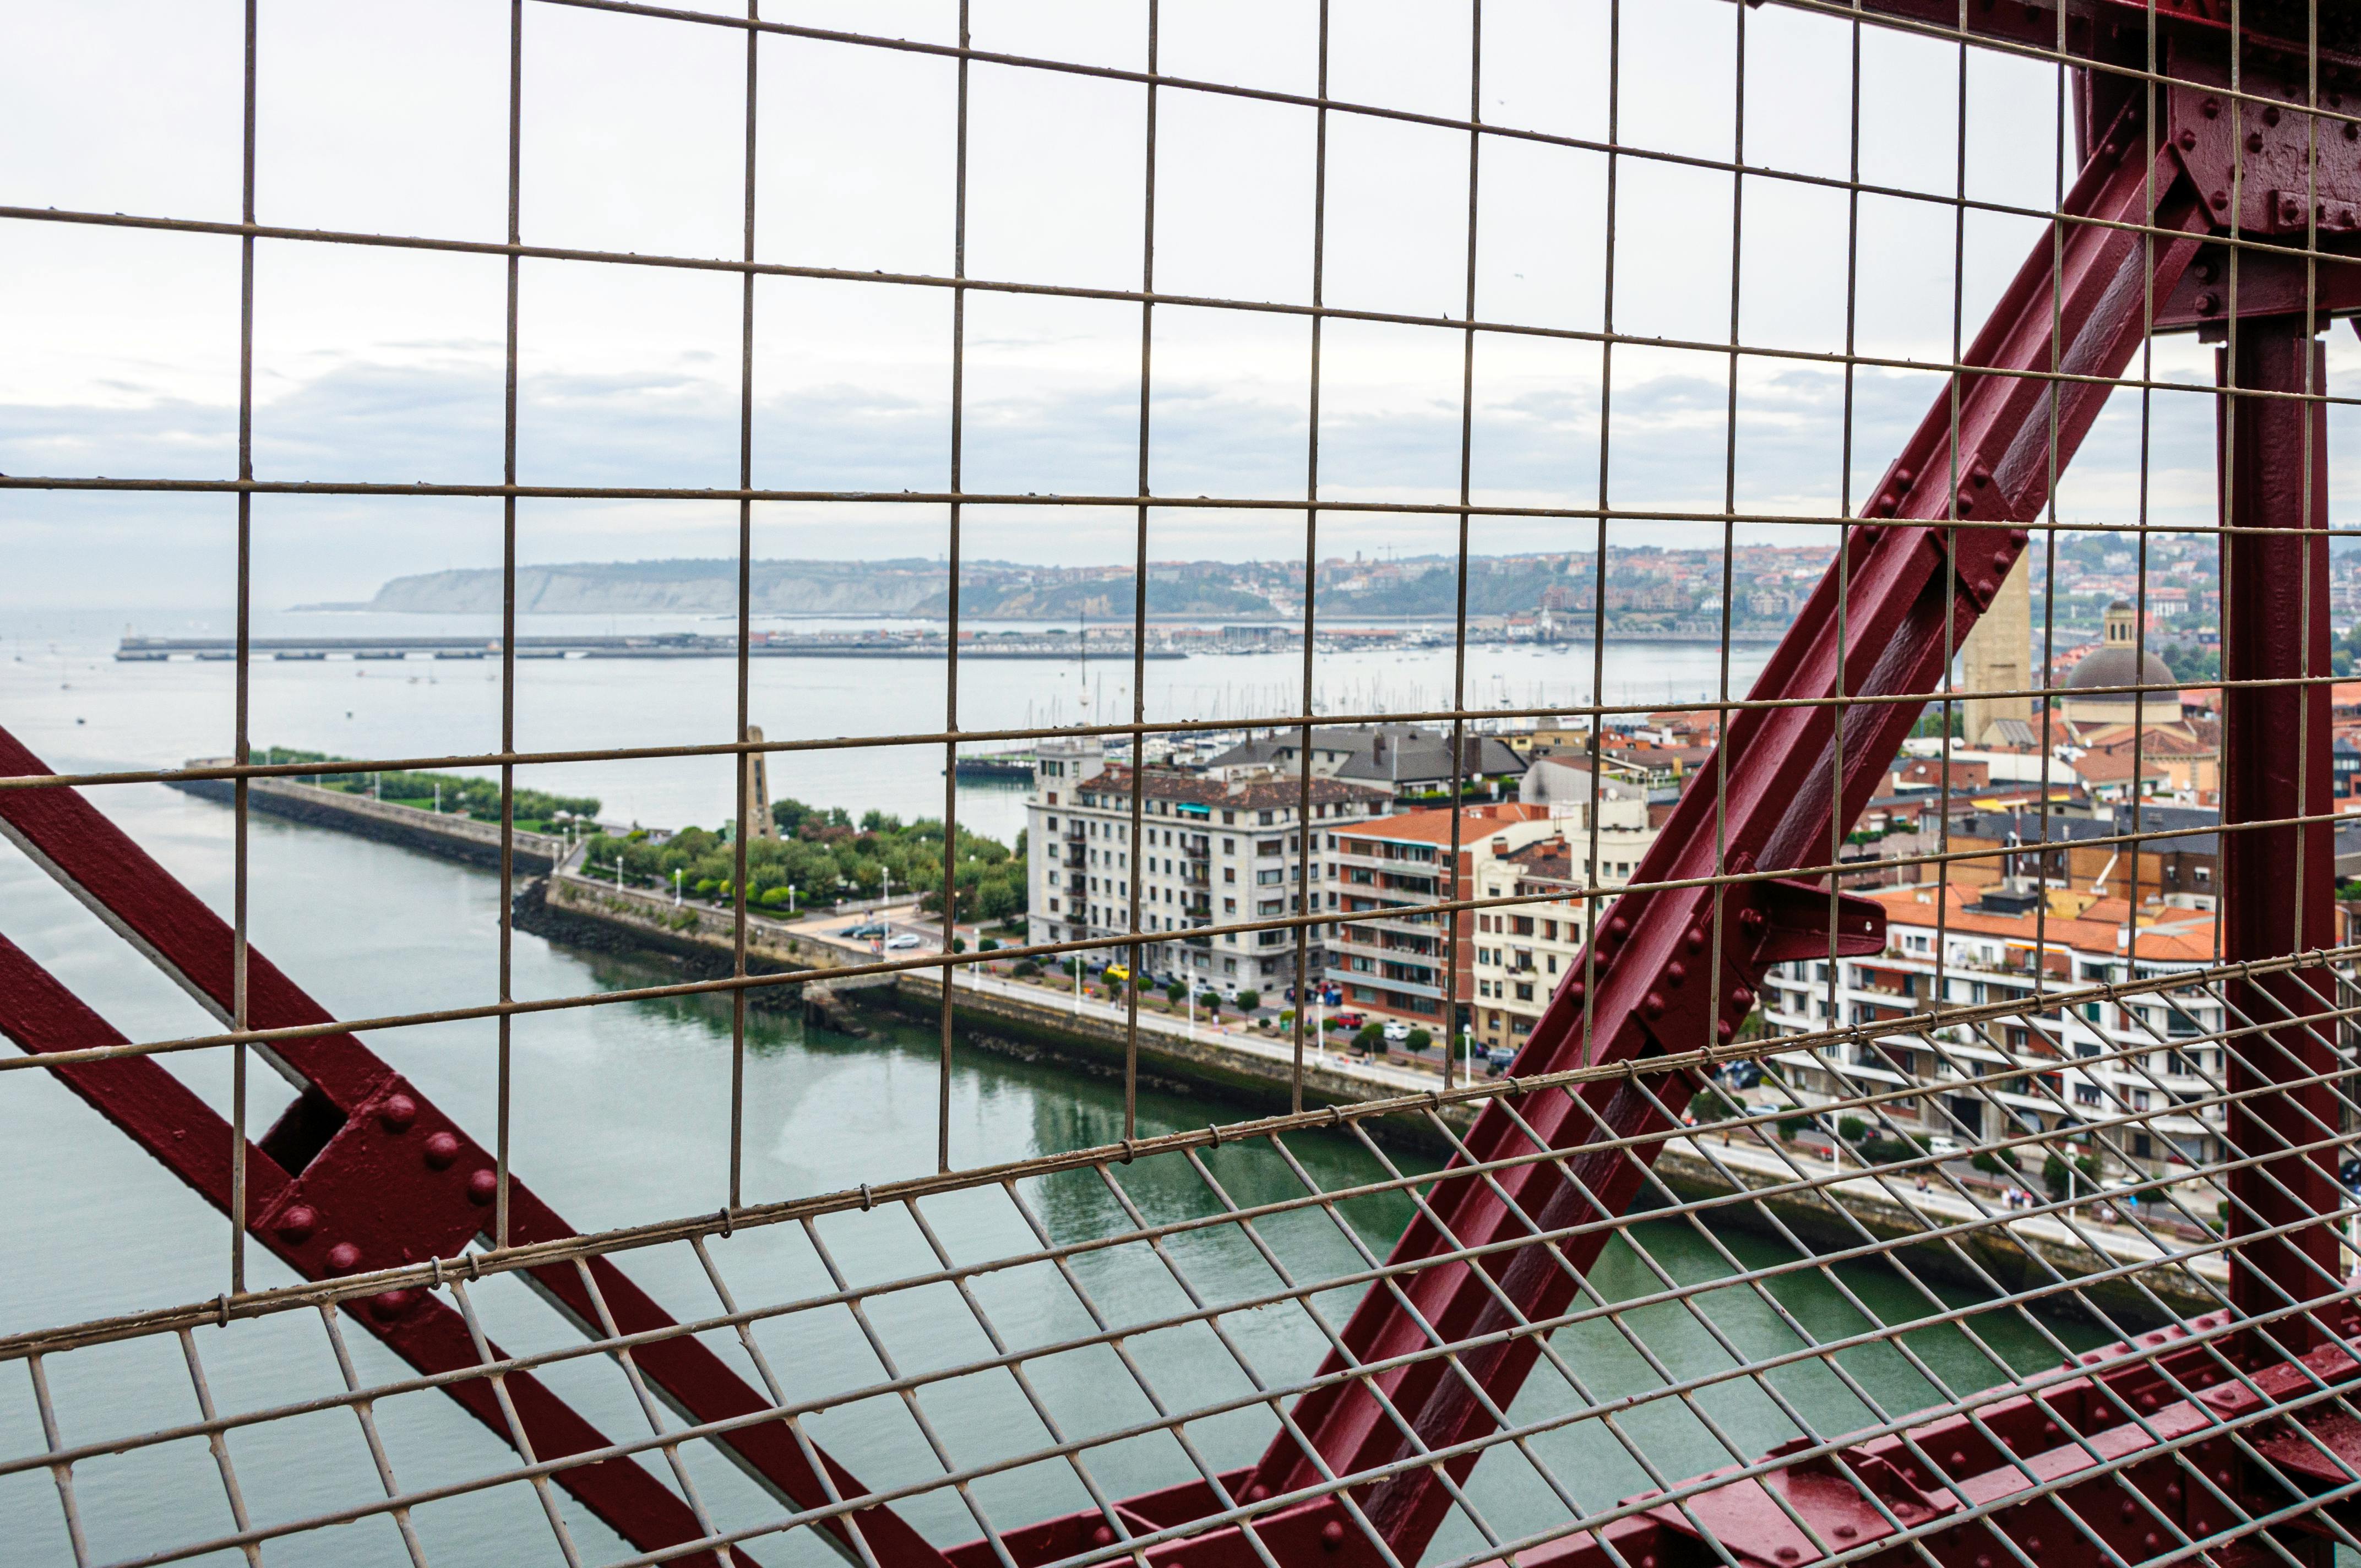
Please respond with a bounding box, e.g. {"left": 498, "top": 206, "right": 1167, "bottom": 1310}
{"left": 1223, "top": 867, "right": 1236, "bottom": 883}
{"left": 1046, "top": 816, "right": 1058, "bottom": 831}
{"left": 1515, "top": 982, "right": 1535, "bottom": 1001}
{"left": 1256, "top": 868, "right": 1285, "bottom": 885}
{"left": 1222, "top": 837, "right": 1235, "bottom": 853}
{"left": 1222, "top": 811, "right": 1235, "bottom": 825}
{"left": 1256, "top": 839, "right": 1282, "bottom": 856}
{"left": 1258, "top": 810, "right": 1274, "bottom": 825}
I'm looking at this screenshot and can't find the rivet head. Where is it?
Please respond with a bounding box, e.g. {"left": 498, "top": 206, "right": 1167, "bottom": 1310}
{"left": 1607, "top": 916, "right": 1630, "bottom": 939}
{"left": 1731, "top": 986, "right": 1755, "bottom": 1009}
{"left": 2178, "top": 128, "right": 2197, "bottom": 149}
{"left": 1684, "top": 926, "right": 1705, "bottom": 952}
{"left": 2211, "top": 189, "right": 2229, "bottom": 210}
{"left": 1949, "top": 1451, "right": 1967, "bottom": 1467}
{"left": 2202, "top": 95, "right": 2221, "bottom": 118}
{"left": 1970, "top": 463, "right": 1992, "bottom": 487}
{"left": 1320, "top": 1521, "right": 1347, "bottom": 1551}
{"left": 2196, "top": 291, "right": 2221, "bottom": 314}
{"left": 327, "top": 1242, "right": 362, "bottom": 1272}
{"left": 275, "top": 1205, "right": 319, "bottom": 1244}
{"left": 466, "top": 1169, "right": 499, "bottom": 1206}
{"left": 1777, "top": 1550, "right": 1799, "bottom": 1564}
{"left": 2247, "top": 130, "right": 2266, "bottom": 153}
{"left": 1091, "top": 1526, "right": 1116, "bottom": 1547}
{"left": 367, "top": 1289, "right": 415, "bottom": 1324}
{"left": 1666, "top": 961, "right": 1688, "bottom": 988}
{"left": 2263, "top": 104, "right": 2282, "bottom": 127}
{"left": 378, "top": 1093, "right": 418, "bottom": 1134}
{"left": 1244, "top": 1484, "right": 1269, "bottom": 1504}
{"left": 2120, "top": 1501, "right": 2137, "bottom": 1522}
{"left": 2028, "top": 1538, "right": 2043, "bottom": 1556}
{"left": 1992, "top": 549, "right": 2012, "bottom": 571}
{"left": 1977, "top": 1556, "right": 1992, "bottom": 1568}
{"left": 1835, "top": 1526, "right": 1857, "bottom": 1540}
{"left": 423, "top": 1131, "right": 461, "bottom": 1170}
{"left": 1644, "top": 991, "right": 1667, "bottom": 1020}
{"left": 1568, "top": 981, "right": 1586, "bottom": 1001}
{"left": 1716, "top": 1020, "right": 1734, "bottom": 1042}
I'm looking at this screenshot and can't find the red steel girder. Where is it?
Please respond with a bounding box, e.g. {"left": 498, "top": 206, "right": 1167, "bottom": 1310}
{"left": 0, "top": 728, "right": 949, "bottom": 1568}
{"left": 2217, "top": 319, "right": 2342, "bottom": 1355}
{"left": 983, "top": 91, "right": 2224, "bottom": 1568}
{"left": 1487, "top": 1310, "right": 2361, "bottom": 1568}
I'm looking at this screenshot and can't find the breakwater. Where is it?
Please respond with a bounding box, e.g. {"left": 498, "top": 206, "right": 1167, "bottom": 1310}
{"left": 167, "top": 769, "right": 570, "bottom": 873}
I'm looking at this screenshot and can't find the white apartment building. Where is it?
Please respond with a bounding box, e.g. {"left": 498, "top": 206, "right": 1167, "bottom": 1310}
{"left": 1757, "top": 884, "right": 2229, "bottom": 1173}
{"left": 1467, "top": 808, "right": 1662, "bottom": 1050}
{"left": 1026, "top": 742, "right": 1388, "bottom": 990}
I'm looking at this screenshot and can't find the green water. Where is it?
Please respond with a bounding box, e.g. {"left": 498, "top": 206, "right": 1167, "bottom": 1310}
{"left": 0, "top": 786, "right": 2106, "bottom": 1567}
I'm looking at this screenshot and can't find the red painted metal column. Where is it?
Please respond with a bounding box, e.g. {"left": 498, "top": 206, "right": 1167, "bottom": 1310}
{"left": 2217, "top": 315, "right": 2342, "bottom": 1356}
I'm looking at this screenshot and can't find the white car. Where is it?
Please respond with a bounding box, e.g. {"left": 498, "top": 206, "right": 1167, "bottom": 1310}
{"left": 1925, "top": 1136, "right": 1962, "bottom": 1158}
{"left": 1381, "top": 1019, "right": 1410, "bottom": 1043}
{"left": 884, "top": 933, "right": 923, "bottom": 951}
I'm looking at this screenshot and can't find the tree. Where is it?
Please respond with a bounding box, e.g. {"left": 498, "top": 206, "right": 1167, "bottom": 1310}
{"left": 1011, "top": 959, "right": 1040, "bottom": 977}
{"left": 1352, "top": 1022, "right": 1385, "bottom": 1054}
{"left": 1405, "top": 1028, "right": 1433, "bottom": 1053}
{"left": 1165, "top": 981, "right": 1187, "bottom": 1006}
{"left": 1837, "top": 1115, "right": 1867, "bottom": 1145}
{"left": 1236, "top": 989, "right": 1261, "bottom": 1012}
{"left": 2042, "top": 1152, "right": 2072, "bottom": 1201}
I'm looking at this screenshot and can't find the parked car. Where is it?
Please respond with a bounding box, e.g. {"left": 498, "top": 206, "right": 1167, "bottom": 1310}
{"left": 1330, "top": 1010, "right": 1366, "bottom": 1030}
{"left": 837, "top": 922, "right": 888, "bottom": 939}
{"left": 884, "top": 934, "right": 923, "bottom": 950}
{"left": 1484, "top": 1047, "right": 1516, "bottom": 1077}
{"left": 1381, "top": 1019, "right": 1410, "bottom": 1043}
{"left": 1102, "top": 963, "right": 1131, "bottom": 984}
{"left": 1925, "top": 1136, "right": 1962, "bottom": 1158}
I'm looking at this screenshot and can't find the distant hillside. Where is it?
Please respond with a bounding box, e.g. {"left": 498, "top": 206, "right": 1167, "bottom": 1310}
{"left": 328, "top": 559, "right": 1280, "bottom": 620}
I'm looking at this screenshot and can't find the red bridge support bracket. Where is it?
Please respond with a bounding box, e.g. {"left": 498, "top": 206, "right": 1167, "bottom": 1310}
{"left": 2217, "top": 318, "right": 2343, "bottom": 1360}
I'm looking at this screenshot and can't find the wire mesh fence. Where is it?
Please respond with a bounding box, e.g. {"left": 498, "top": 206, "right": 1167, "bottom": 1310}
{"left": 7, "top": 0, "right": 2361, "bottom": 1565}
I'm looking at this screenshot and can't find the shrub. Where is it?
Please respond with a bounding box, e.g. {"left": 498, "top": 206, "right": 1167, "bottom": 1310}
{"left": 1837, "top": 1116, "right": 1867, "bottom": 1145}
{"left": 1198, "top": 992, "right": 1221, "bottom": 1014}
{"left": 1011, "top": 959, "right": 1040, "bottom": 977}
{"left": 694, "top": 878, "right": 719, "bottom": 895}
{"left": 950, "top": 937, "right": 966, "bottom": 954}
{"left": 1777, "top": 1115, "right": 1813, "bottom": 1141}
{"left": 1323, "top": 1015, "right": 1346, "bottom": 1032}
{"left": 759, "top": 887, "right": 791, "bottom": 908}
{"left": 1971, "top": 1148, "right": 2021, "bottom": 1177}
{"left": 1166, "top": 981, "right": 1187, "bottom": 1005}
{"left": 2042, "top": 1152, "right": 2073, "bottom": 1200}
{"left": 1691, "top": 1087, "right": 1739, "bottom": 1124}
{"left": 1062, "top": 957, "right": 1084, "bottom": 977}
{"left": 979, "top": 937, "right": 999, "bottom": 952}
{"left": 1236, "top": 989, "right": 1260, "bottom": 1012}
{"left": 1405, "top": 1028, "right": 1433, "bottom": 1053}
{"left": 1352, "top": 1022, "right": 1385, "bottom": 1053}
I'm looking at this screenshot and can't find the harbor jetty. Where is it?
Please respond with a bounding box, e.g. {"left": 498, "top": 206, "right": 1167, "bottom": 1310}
{"left": 167, "top": 763, "right": 572, "bottom": 873}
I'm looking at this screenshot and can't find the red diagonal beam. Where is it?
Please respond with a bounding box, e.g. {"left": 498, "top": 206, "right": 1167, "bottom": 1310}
{"left": 1250, "top": 110, "right": 2213, "bottom": 1568}
{"left": 0, "top": 730, "right": 947, "bottom": 1568}
{"left": 973, "top": 99, "right": 2218, "bottom": 1568}
{"left": 0, "top": 934, "right": 742, "bottom": 1568}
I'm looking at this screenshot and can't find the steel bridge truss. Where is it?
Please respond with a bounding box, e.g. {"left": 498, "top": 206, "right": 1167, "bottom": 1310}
{"left": 8, "top": 2, "right": 2361, "bottom": 1567}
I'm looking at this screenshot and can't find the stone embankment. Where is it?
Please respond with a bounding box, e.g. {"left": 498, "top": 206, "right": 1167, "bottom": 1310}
{"left": 170, "top": 765, "right": 569, "bottom": 873}
{"left": 519, "top": 868, "right": 2215, "bottom": 1328}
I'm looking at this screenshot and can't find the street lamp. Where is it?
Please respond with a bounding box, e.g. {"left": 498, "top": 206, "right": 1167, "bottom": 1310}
{"left": 672, "top": 867, "right": 682, "bottom": 906}
{"left": 611, "top": 856, "right": 625, "bottom": 892}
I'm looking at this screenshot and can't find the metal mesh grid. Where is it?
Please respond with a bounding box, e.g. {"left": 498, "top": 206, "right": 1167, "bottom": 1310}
{"left": 7, "top": 0, "right": 2361, "bottom": 1565}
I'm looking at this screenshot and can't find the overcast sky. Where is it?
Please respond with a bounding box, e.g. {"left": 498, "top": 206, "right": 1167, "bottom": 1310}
{"left": 3, "top": 0, "right": 2352, "bottom": 611}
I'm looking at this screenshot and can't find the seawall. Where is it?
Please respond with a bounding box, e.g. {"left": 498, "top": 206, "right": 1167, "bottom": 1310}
{"left": 516, "top": 875, "right": 2208, "bottom": 1329}
{"left": 170, "top": 770, "right": 568, "bottom": 873}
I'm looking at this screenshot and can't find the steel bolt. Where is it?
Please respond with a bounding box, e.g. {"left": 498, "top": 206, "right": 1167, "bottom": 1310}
{"left": 1684, "top": 925, "right": 1705, "bottom": 952}
{"left": 2120, "top": 1502, "right": 2138, "bottom": 1522}
{"left": 1730, "top": 986, "right": 1754, "bottom": 1009}
{"left": 1320, "top": 1521, "right": 1347, "bottom": 1551}
{"left": 2028, "top": 1538, "right": 2043, "bottom": 1556}
{"left": 1738, "top": 908, "right": 1765, "bottom": 932}
{"left": 466, "top": 1168, "right": 498, "bottom": 1206}
{"left": 1643, "top": 991, "right": 1666, "bottom": 1020}
{"left": 1976, "top": 1556, "right": 1991, "bottom": 1568}
{"left": 327, "top": 1242, "right": 362, "bottom": 1272}
{"left": 1666, "top": 961, "right": 1687, "bottom": 988}
{"left": 423, "top": 1131, "right": 461, "bottom": 1169}
{"left": 2196, "top": 291, "right": 2221, "bottom": 315}
{"left": 2201, "top": 96, "right": 2221, "bottom": 119}
{"left": 2211, "top": 190, "right": 2229, "bottom": 210}
{"left": 1835, "top": 1526, "right": 1856, "bottom": 1541}
{"left": 367, "top": 1289, "right": 414, "bottom": 1324}
{"left": 1777, "top": 1550, "right": 1798, "bottom": 1563}
{"left": 1970, "top": 462, "right": 1992, "bottom": 488}
{"left": 1090, "top": 1527, "right": 1116, "bottom": 1547}
{"left": 2178, "top": 129, "right": 2197, "bottom": 150}
{"left": 1991, "top": 549, "right": 2012, "bottom": 573}
{"left": 1949, "top": 1451, "right": 1966, "bottom": 1467}
{"left": 275, "top": 1205, "right": 319, "bottom": 1244}
{"left": 1716, "top": 1020, "right": 1734, "bottom": 1042}
{"left": 379, "top": 1093, "right": 418, "bottom": 1134}
{"left": 1567, "top": 981, "right": 1586, "bottom": 1002}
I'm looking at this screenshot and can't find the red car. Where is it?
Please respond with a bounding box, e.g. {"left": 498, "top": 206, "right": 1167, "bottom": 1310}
{"left": 1329, "top": 1010, "right": 1366, "bottom": 1030}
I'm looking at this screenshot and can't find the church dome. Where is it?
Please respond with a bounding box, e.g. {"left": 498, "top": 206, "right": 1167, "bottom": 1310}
{"left": 2063, "top": 599, "right": 2179, "bottom": 719}
{"left": 2064, "top": 644, "right": 2175, "bottom": 701}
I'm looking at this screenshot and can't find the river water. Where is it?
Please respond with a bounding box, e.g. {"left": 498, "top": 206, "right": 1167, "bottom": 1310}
{"left": 0, "top": 613, "right": 2107, "bottom": 1567}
